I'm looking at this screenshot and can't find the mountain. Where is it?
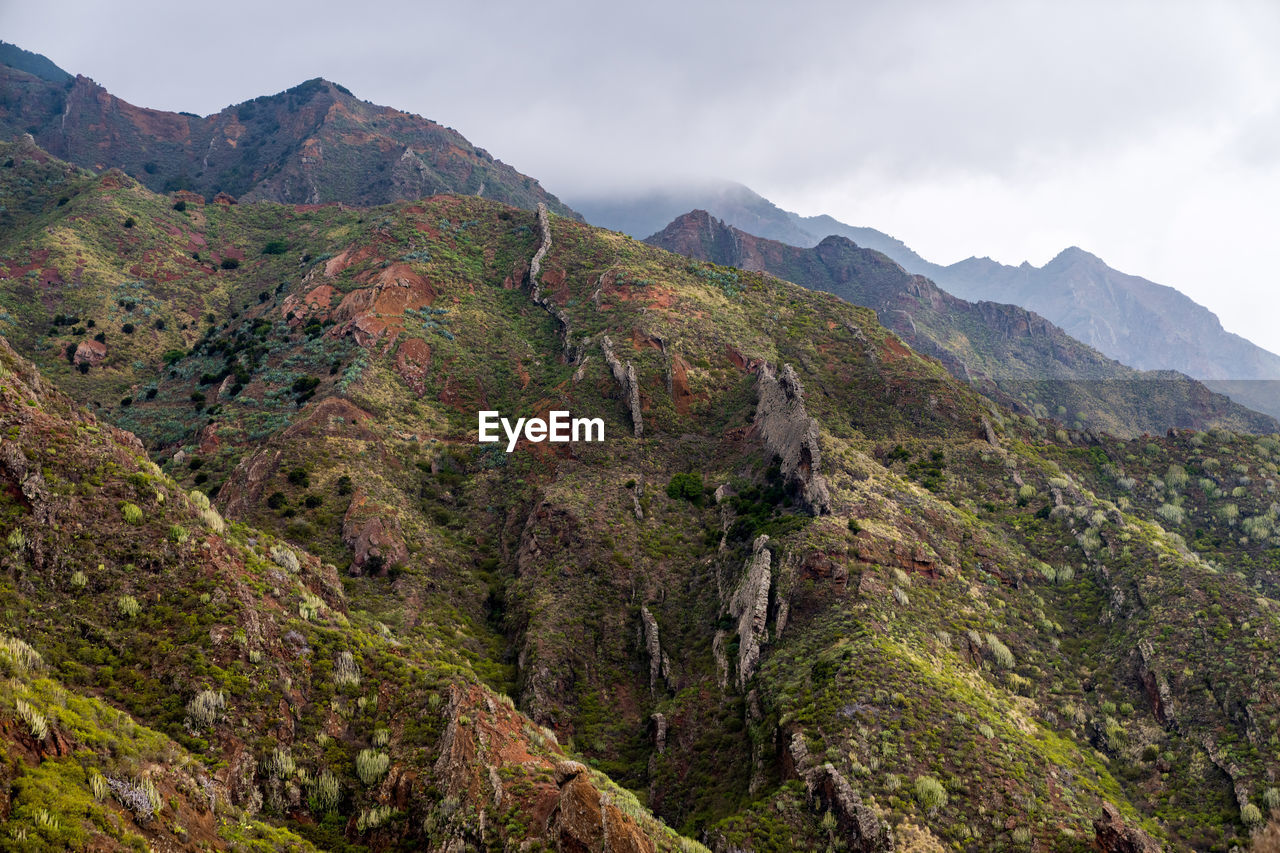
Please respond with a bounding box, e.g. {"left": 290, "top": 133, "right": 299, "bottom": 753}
{"left": 578, "top": 182, "right": 1280, "bottom": 421}
{"left": 572, "top": 180, "right": 819, "bottom": 247}
{"left": 3, "top": 139, "right": 1280, "bottom": 849}
{"left": 0, "top": 48, "right": 577, "bottom": 216}
{"left": 647, "top": 209, "right": 1279, "bottom": 438}
{"left": 929, "top": 248, "right": 1280, "bottom": 419}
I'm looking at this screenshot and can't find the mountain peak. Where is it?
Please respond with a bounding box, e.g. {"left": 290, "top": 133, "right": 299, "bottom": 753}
{"left": 1047, "top": 246, "right": 1104, "bottom": 267}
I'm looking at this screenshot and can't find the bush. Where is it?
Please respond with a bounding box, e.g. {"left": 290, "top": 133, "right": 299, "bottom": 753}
{"left": 117, "top": 595, "right": 140, "bottom": 618}
{"left": 1242, "top": 803, "right": 1264, "bottom": 826}
{"left": 309, "top": 770, "right": 340, "bottom": 814}
{"left": 120, "top": 502, "right": 143, "bottom": 524}
{"left": 666, "top": 472, "right": 704, "bottom": 503}
{"left": 913, "top": 775, "right": 947, "bottom": 811}
{"left": 355, "top": 749, "right": 389, "bottom": 785}
{"left": 262, "top": 240, "right": 288, "bottom": 255}
{"left": 220, "top": 258, "right": 241, "bottom": 270}
{"left": 186, "top": 689, "right": 226, "bottom": 729}
{"left": 334, "top": 651, "right": 361, "bottom": 688}
{"left": 123, "top": 217, "right": 135, "bottom": 228}
{"left": 985, "top": 633, "right": 1015, "bottom": 669}
{"left": 172, "top": 200, "right": 187, "bottom": 212}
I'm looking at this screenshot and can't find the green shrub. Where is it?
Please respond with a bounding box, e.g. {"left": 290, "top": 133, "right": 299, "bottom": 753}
{"left": 309, "top": 769, "right": 340, "bottom": 814}
{"left": 985, "top": 633, "right": 1014, "bottom": 668}
{"left": 355, "top": 749, "right": 389, "bottom": 785}
{"left": 120, "top": 502, "right": 143, "bottom": 525}
{"left": 186, "top": 689, "right": 226, "bottom": 729}
{"left": 220, "top": 258, "right": 241, "bottom": 270}
{"left": 262, "top": 240, "right": 288, "bottom": 255}
{"left": 1242, "top": 803, "right": 1263, "bottom": 826}
{"left": 172, "top": 200, "right": 187, "bottom": 212}
{"left": 913, "top": 774, "right": 947, "bottom": 811}
{"left": 666, "top": 472, "right": 704, "bottom": 503}
{"left": 117, "top": 595, "right": 140, "bottom": 618}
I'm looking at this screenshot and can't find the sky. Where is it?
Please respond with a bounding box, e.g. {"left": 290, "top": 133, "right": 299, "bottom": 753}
{"left": 5, "top": 0, "right": 1280, "bottom": 351}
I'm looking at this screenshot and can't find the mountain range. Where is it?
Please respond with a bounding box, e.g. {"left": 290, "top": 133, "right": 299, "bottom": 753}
{"left": 0, "top": 41, "right": 576, "bottom": 216}
{"left": 574, "top": 181, "right": 1280, "bottom": 420}
{"left": 2, "top": 43, "right": 1280, "bottom": 852}
{"left": 647, "top": 210, "right": 1277, "bottom": 437}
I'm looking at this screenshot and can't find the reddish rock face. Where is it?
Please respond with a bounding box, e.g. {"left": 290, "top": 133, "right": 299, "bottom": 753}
{"left": 394, "top": 337, "right": 432, "bottom": 396}
{"left": 73, "top": 339, "right": 106, "bottom": 366}
{"left": 341, "top": 489, "right": 408, "bottom": 574}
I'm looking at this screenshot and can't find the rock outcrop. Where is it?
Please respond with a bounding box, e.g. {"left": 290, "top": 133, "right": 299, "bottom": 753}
{"left": 754, "top": 363, "right": 830, "bottom": 514}
{"left": 602, "top": 335, "right": 644, "bottom": 437}
{"left": 729, "top": 535, "right": 773, "bottom": 687}
{"left": 341, "top": 489, "right": 409, "bottom": 575}
{"left": 1092, "top": 803, "right": 1161, "bottom": 853}
{"left": 525, "top": 203, "right": 580, "bottom": 361}
{"left": 788, "top": 732, "right": 894, "bottom": 852}
{"left": 640, "top": 606, "right": 672, "bottom": 692}
{"left": 73, "top": 339, "right": 107, "bottom": 366}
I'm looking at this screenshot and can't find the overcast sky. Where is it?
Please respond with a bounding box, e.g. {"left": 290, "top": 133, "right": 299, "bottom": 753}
{"left": 6, "top": 0, "right": 1280, "bottom": 351}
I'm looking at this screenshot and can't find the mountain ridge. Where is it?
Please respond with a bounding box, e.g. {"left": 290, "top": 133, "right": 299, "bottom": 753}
{"left": 0, "top": 50, "right": 578, "bottom": 217}
{"left": 579, "top": 181, "right": 1280, "bottom": 418}
{"left": 646, "top": 209, "right": 1280, "bottom": 438}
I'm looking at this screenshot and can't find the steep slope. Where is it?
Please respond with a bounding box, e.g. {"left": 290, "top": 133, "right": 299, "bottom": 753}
{"left": 0, "top": 48, "right": 577, "bottom": 216}
{"left": 0, "top": 325, "right": 695, "bottom": 851}
{"left": 647, "top": 210, "right": 1279, "bottom": 438}
{"left": 3, "top": 142, "right": 1280, "bottom": 850}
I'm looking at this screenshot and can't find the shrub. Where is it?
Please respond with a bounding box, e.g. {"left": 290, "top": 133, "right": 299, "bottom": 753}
{"left": 117, "top": 595, "right": 141, "bottom": 618}
{"left": 70, "top": 570, "right": 87, "bottom": 589}
{"left": 334, "top": 651, "right": 361, "bottom": 688}
{"left": 355, "top": 749, "right": 389, "bottom": 785}
{"left": 847, "top": 517, "right": 861, "bottom": 534}
{"left": 913, "top": 775, "right": 947, "bottom": 811}
{"left": 121, "top": 502, "right": 143, "bottom": 524}
{"left": 186, "top": 689, "right": 226, "bottom": 729}
{"left": 1156, "top": 503, "right": 1184, "bottom": 525}
{"left": 372, "top": 728, "right": 390, "bottom": 747}
{"left": 1242, "top": 803, "right": 1263, "bottom": 826}
{"left": 172, "top": 200, "right": 187, "bottom": 212}
{"left": 264, "top": 748, "right": 296, "bottom": 779}
{"left": 985, "top": 633, "right": 1014, "bottom": 668}
{"left": 262, "top": 240, "right": 288, "bottom": 255}
{"left": 299, "top": 592, "right": 324, "bottom": 620}
{"left": 123, "top": 217, "right": 135, "bottom": 228}
{"left": 309, "top": 769, "right": 340, "bottom": 814}
{"left": 220, "top": 258, "right": 241, "bottom": 270}
{"left": 15, "top": 698, "right": 48, "bottom": 740}
{"left": 1263, "top": 787, "right": 1280, "bottom": 809}
{"left": 122, "top": 323, "right": 134, "bottom": 334}
{"left": 666, "top": 472, "right": 704, "bottom": 503}
{"left": 271, "top": 545, "right": 300, "bottom": 572}
{"left": 977, "top": 723, "right": 995, "bottom": 739}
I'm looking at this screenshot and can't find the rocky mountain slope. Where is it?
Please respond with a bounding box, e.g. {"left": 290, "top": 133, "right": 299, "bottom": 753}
{"left": 0, "top": 48, "right": 576, "bottom": 216}
{"left": 3, "top": 139, "right": 1280, "bottom": 850}
{"left": 648, "top": 210, "right": 1278, "bottom": 438}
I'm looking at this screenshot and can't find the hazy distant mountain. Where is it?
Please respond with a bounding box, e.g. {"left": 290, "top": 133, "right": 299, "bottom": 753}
{"left": 585, "top": 181, "right": 1280, "bottom": 420}
{"left": 0, "top": 47, "right": 577, "bottom": 216}
{"left": 647, "top": 210, "right": 1279, "bottom": 437}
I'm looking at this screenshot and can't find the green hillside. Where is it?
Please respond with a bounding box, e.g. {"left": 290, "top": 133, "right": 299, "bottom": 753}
{"left": 0, "top": 140, "right": 1279, "bottom": 850}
